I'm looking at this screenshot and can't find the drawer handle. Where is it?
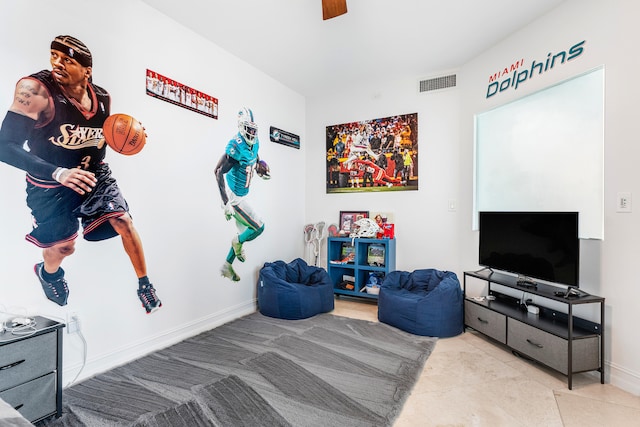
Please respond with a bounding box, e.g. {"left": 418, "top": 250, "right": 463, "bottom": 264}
{"left": 0, "top": 359, "right": 25, "bottom": 371}
{"left": 13, "top": 404, "right": 24, "bottom": 411}
{"left": 526, "top": 339, "right": 544, "bottom": 349}
{"left": 477, "top": 317, "right": 488, "bottom": 324}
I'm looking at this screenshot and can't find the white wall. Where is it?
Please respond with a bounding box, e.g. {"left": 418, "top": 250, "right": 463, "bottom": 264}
{"left": 458, "top": 0, "right": 640, "bottom": 395}
{"left": 0, "top": 0, "right": 306, "bottom": 383}
{"left": 306, "top": 76, "right": 463, "bottom": 274}
{"left": 307, "top": 0, "right": 640, "bottom": 395}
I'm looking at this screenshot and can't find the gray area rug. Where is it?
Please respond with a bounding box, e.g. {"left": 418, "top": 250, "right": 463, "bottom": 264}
{"left": 42, "top": 312, "right": 436, "bottom": 427}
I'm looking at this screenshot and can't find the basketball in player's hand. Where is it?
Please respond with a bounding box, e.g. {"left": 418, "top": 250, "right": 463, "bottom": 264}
{"left": 103, "top": 113, "right": 146, "bottom": 155}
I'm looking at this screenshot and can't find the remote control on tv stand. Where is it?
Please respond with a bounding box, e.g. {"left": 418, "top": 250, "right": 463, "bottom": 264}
{"left": 516, "top": 281, "right": 537, "bottom": 289}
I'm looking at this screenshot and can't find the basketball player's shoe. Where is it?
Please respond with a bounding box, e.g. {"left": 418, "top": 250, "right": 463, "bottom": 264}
{"left": 231, "top": 235, "right": 246, "bottom": 262}
{"left": 34, "top": 262, "right": 69, "bottom": 306}
{"left": 137, "top": 283, "right": 162, "bottom": 314}
{"left": 221, "top": 261, "right": 240, "bottom": 282}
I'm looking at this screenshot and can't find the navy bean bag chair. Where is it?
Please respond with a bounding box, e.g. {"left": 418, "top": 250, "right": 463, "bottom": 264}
{"left": 258, "top": 258, "right": 335, "bottom": 320}
{"left": 378, "top": 269, "right": 463, "bottom": 337}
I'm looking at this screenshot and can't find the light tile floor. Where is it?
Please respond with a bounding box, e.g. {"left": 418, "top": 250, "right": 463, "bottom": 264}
{"left": 332, "top": 297, "right": 640, "bottom": 427}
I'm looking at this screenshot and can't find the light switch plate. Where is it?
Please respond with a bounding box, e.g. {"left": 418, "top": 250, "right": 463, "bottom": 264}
{"left": 617, "top": 192, "right": 632, "bottom": 213}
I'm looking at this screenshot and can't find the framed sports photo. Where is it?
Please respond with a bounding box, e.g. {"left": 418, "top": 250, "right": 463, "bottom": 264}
{"left": 326, "top": 112, "right": 418, "bottom": 193}
{"left": 339, "top": 211, "right": 369, "bottom": 235}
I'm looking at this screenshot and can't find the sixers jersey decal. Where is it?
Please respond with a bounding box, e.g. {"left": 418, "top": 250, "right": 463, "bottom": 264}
{"left": 27, "top": 70, "right": 111, "bottom": 176}
{"left": 48, "top": 123, "right": 107, "bottom": 150}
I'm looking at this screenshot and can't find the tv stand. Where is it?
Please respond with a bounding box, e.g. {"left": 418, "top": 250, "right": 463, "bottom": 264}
{"left": 463, "top": 270, "right": 605, "bottom": 390}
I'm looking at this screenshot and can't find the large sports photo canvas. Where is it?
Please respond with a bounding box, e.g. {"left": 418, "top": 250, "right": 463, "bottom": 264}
{"left": 326, "top": 113, "right": 418, "bottom": 193}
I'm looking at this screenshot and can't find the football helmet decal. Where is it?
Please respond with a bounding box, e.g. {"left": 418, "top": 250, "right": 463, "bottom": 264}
{"left": 238, "top": 107, "right": 258, "bottom": 145}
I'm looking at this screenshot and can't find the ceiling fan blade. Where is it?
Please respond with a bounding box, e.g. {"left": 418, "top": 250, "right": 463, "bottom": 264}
{"left": 322, "top": 0, "right": 347, "bottom": 20}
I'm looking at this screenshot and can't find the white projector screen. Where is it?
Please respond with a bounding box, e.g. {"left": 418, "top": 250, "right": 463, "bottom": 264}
{"left": 474, "top": 67, "right": 604, "bottom": 239}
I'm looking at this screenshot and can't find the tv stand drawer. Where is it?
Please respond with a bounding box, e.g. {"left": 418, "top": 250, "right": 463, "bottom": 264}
{"left": 507, "top": 318, "right": 599, "bottom": 374}
{"left": 465, "top": 300, "right": 506, "bottom": 344}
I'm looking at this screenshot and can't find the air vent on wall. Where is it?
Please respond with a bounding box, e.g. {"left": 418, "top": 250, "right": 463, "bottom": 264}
{"left": 419, "top": 74, "right": 457, "bottom": 92}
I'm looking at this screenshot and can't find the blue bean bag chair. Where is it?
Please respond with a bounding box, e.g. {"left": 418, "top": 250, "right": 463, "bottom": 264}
{"left": 378, "top": 269, "right": 463, "bottom": 337}
{"left": 257, "top": 258, "right": 335, "bottom": 320}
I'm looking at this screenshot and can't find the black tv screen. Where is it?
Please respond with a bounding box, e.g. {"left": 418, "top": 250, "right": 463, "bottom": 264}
{"left": 478, "top": 212, "right": 579, "bottom": 287}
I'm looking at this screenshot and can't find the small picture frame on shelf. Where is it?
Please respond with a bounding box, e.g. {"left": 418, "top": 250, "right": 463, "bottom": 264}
{"left": 367, "top": 243, "right": 385, "bottom": 266}
{"left": 339, "top": 211, "right": 369, "bottom": 235}
{"left": 341, "top": 242, "right": 355, "bottom": 262}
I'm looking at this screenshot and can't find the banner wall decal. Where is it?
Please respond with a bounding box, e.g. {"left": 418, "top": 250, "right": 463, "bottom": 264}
{"left": 269, "top": 126, "right": 300, "bottom": 149}
{"left": 146, "top": 69, "right": 218, "bottom": 119}
{"left": 485, "top": 40, "right": 585, "bottom": 99}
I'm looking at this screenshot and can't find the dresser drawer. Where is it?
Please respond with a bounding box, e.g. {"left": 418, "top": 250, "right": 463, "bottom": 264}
{"left": 507, "top": 318, "right": 599, "bottom": 374}
{"left": 0, "top": 372, "right": 56, "bottom": 423}
{"left": 0, "top": 332, "right": 57, "bottom": 391}
{"left": 465, "top": 300, "right": 507, "bottom": 344}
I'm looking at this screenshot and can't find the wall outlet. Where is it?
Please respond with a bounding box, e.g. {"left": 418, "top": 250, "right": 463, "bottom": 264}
{"left": 617, "top": 192, "right": 632, "bottom": 213}
{"left": 66, "top": 311, "right": 80, "bottom": 334}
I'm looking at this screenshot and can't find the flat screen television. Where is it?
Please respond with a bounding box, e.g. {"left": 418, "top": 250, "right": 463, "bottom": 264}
{"left": 478, "top": 211, "right": 579, "bottom": 287}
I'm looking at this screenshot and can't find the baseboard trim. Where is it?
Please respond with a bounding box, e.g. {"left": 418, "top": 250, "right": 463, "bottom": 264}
{"left": 607, "top": 360, "right": 640, "bottom": 396}
{"left": 63, "top": 299, "right": 257, "bottom": 386}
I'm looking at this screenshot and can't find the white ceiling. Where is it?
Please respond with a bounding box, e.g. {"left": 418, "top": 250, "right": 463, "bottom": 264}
{"left": 141, "top": 0, "right": 566, "bottom": 98}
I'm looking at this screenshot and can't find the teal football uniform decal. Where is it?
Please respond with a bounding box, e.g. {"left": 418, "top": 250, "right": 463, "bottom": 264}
{"left": 224, "top": 133, "right": 259, "bottom": 197}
